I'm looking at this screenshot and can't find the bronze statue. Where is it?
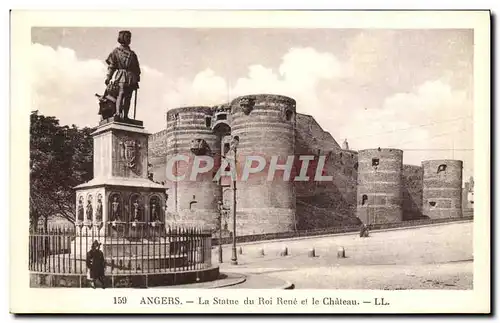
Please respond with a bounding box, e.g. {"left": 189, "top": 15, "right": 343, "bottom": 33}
{"left": 111, "top": 196, "right": 121, "bottom": 221}
{"left": 86, "top": 199, "right": 93, "bottom": 222}
{"left": 133, "top": 199, "right": 141, "bottom": 221}
{"left": 102, "top": 30, "right": 141, "bottom": 120}
{"left": 95, "top": 196, "right": 103, "bottom": 222}
{"left": 342, "top": 138, "right": 349, "bottom": 150}
{"left": 151, "top": 201, "right": 159, "bottom": 222}
{"left": 77, "top": 197, "right": 84, "bottom": 221}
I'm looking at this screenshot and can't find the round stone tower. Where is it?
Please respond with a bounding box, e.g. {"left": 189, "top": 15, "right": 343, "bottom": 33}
{"left": 357, "top": 148, "right": 403, "bottom": 224}
{"left": 230, "top": 94, "right": 297, "bottom": 235}
{"left": 422, "top": 159, "right": 463, "bottom": 219}
{"left": 165, "top": 106, "right": 221, "bottom": 229}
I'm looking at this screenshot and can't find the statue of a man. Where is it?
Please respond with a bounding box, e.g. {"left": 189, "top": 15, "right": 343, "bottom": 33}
{"left": 133, "top": 199, "right": 141, "bottom": 221}
{"left": 151, "top": 201, "right": 159, "bottom": 222}
{"left": 342, "top": 138, "right": 349, "bottom": 150}
{"left": 105, "top": 30, "right": 141, "bottom": 120}
{"left": 86, "top": 199, "right": 93, "bottom": 222}
{"left": 111, "top": 196, "right": 120, "bottom": 221}
{"left": 77, "top": 197, "right": 84, "bottom": 221}
{"left": 95, "top": 196, "right": 103, "bottom": 222}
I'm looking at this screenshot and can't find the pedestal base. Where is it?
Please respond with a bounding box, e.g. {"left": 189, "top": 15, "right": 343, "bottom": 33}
{"left": 30, "top": 266, "right": 220, "bottom": 288}
{"left": 99, "top": 116, "right": 144, "bottom": 127}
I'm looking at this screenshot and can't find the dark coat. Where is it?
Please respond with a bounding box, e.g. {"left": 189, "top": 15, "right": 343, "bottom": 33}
{"left": 86, "top": 248, "right": 105, "bottom": 279}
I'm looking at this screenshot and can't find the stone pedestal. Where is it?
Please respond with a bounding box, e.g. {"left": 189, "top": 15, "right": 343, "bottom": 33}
{"left": 74, "top": 119, "right": 167, "bottom": 236}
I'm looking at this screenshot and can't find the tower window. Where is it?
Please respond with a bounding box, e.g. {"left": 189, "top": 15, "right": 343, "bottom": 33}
{"left": 205, "top": 116, "right": 211, "bottom": 128}
{"left": 189, "top": 195, "right": 197, "bottom": 210}
{"left": 429, "top": 201, "right": 437, "bottom": 207}
{"left": 372, "top": 158, "right": 380, "bottom": 166}
{"left": 285, "top": 110, "right": 293, "bottom": 121}
{"left": 437, "top": 164, "right": 447, "bottom": 173}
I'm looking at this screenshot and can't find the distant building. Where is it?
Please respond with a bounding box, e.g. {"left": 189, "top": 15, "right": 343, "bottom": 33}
{"left": 462, "top": 177, "right": 474, "bottom": 217}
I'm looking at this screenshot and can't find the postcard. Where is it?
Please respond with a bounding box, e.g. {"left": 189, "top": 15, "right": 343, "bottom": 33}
{"left": 10, "top": 10, "right": 490, "bottom": 314}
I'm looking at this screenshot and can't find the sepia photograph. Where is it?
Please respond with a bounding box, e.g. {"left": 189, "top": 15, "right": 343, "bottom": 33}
{"left": 10, "top": 10, "right": 490, "bottom": 314}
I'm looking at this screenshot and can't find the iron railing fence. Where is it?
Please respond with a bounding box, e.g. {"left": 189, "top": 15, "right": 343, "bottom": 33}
{"left": 29, "top": 223, "right": 213, "bottom": 275}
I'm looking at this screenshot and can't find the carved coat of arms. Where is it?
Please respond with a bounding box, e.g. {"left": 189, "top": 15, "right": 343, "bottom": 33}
{"left": 121, "top": 139, "right": 141, "bottom": 174}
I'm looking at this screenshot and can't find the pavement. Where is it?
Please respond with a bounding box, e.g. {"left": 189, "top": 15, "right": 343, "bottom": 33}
{"left": 160, "top": 272, "right": 293, "bottom": 289}
{"left": 211, "top": 221, "right": 473, "bottom": 289}
{"left": 159, "top": 272, "right": 247, "bottom": 289}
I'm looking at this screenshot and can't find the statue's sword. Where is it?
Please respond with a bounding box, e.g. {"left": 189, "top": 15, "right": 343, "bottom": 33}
{"left": 133, "top": 89, "right": 138, "bottom": 119}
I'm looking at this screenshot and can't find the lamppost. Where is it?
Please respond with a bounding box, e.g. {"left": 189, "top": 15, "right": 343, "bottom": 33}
{"left": 230, "top": 136, "right": 239, "bottom": 265}
{"left": 367, "top": 205, "right": 370, "bottom": 227}
{"left": 217, "top": 201, "right": 223, "bottom": 263}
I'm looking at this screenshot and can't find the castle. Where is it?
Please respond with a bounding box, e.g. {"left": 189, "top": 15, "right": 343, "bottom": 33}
{"left": 148, "top": 94, "right": 470, "bottom": 236}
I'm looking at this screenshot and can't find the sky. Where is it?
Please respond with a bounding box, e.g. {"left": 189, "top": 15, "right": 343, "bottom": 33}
{"left": 31, "top": 27, "right": 474, "bottom": 180}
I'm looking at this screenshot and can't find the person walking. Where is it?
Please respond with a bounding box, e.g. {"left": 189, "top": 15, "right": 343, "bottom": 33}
{"left": 359, "top": 223, "right": 370, "bottom": 238}
{"left": 86, "top": 240, "right": 106, "bottom": 289}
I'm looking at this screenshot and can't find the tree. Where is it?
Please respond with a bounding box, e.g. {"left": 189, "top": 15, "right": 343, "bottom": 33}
{"left": 30, "top": 111, "right": 94, "bottom": 231}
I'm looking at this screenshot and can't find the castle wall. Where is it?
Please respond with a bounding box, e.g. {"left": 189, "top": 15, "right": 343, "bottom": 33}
{"left": 294, "top": 151, "right": 359, "bottom": 229}
{"left": 147, "top": 97, "right": 464, "bottom": 235}
{"left": 422, "top": 160, "right": 463, "bottom": 219}
{"left": 462, "top": 181, "right": 474, "bottom": 217}
{"left": 357, "top": 148, "right": 403, "bottom": 224}
{"left": 164, "top": 106, "right": 222, "bottom": 230}
{"left": 148, "top": 129, "right": 168, "bottom": 184}
{"left": 294, "top": 114, "right": 340, "bottom": 152}
{"left": 330, "top": 150, "right": 359, "bottom": 224}
{"left": 402, "top": 164, "right": 424, "bottom": 220}
{"left": 292, "top": 113, "right": 359, "bottom": 229}
{"left": 149, "top": 109, "right": 360, "bottom": 233}
{"left": 229, "top": 94, "right": 297, "bottom": 235}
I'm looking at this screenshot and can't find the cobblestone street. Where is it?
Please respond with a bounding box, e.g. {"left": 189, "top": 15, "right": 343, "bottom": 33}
{"left": 214, "top": 221, "right": 473, "bottom": 289}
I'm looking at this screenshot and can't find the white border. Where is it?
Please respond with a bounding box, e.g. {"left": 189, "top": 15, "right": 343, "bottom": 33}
{"left": 8, "top": 9, "right": 491, "bottom": 315}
